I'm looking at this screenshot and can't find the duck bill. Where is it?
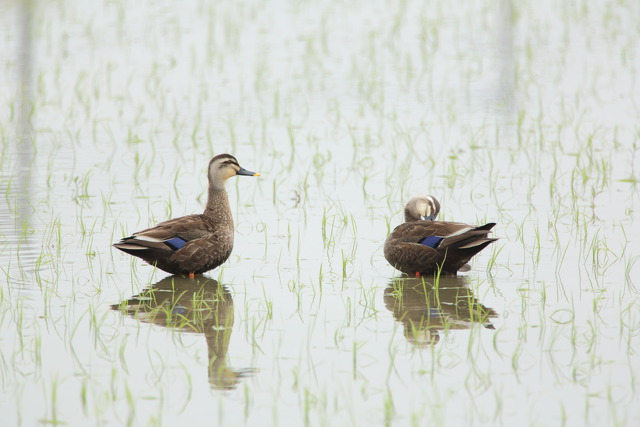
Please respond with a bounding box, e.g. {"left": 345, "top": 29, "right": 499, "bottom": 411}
{"left": 237, "top": 167, "right": 260, "bottom": 176}
{"left": 421, "top": 214, "right": 437, "bottom": 221}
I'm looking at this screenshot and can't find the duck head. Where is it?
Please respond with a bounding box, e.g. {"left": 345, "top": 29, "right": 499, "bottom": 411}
{"left": 404, "top": 195, "right": 440, "bottom": 222}
{"left": 208, "top": 154, "right": 260, "bottom": 189}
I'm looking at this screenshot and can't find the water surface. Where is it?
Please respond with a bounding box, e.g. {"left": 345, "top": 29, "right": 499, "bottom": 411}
{"left": 1, "top": 0, "right": 639, "bottom": 425}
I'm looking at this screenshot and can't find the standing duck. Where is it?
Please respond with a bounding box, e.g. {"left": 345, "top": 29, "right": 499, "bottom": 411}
{"left": 384, "top": 195, "right": 497, "bottom": 276}
{"left": 113, "top": 154, "right": 259, "bottom": 277}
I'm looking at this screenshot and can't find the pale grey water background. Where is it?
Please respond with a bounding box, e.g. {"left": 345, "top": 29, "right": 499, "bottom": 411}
{"left": 1, "top": 0, "right": 639, "bottom": 425}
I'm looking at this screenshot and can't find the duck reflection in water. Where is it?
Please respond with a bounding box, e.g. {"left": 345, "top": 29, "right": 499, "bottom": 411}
{"left": 112, "top": 275, "right": 257, "bottom": 390}
{"left": 384, "top": 276, "right": 498, "bottom": 347}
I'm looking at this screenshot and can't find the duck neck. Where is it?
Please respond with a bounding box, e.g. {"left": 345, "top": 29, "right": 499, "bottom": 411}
{"left": 204, "top": 185, "right": 233, "bottom": 226}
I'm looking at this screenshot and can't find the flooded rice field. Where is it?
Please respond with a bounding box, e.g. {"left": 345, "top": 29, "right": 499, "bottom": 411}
{"left": 1, "top": 0, "right": 639, "bottom": 425}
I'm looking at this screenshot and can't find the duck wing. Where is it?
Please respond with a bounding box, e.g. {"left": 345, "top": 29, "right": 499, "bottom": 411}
{"left": 113, "top": 214, "right": 215, "bottom": 253}
{"left": 384, "top": 221, "right": 497, "bottom": 274}
{"left": 384, "top": 221, "right": 446, "bottom": 269}
{"left": 113, "top": 214, "right": 234, "bottom": 274}
{"left": 427, "top": 221, "right": 497, "bottom": 250}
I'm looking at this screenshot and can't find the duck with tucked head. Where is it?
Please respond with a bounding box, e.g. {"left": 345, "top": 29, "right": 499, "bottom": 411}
{"left": 384, "top": 195, "right": 497, "bottom": 276}
{"left": 113, "top": 154, "right": 259, "bottom": 278}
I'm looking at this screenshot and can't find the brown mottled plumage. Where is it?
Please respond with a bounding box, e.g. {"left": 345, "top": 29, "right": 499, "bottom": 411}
{"left": 384, "top": 195, "right": 497, "bottom": 276}
{"left": 113, "top": 154, "right": 259, "bottom": 276}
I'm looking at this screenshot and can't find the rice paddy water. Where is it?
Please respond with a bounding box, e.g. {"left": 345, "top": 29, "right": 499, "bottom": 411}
{"left": 1, "top": 0, "right": 639, "bottom": 425}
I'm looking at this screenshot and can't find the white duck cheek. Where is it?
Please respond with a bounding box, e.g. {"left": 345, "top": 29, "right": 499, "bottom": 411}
{"left": 416, "top": 201, "right": 428, "bottom": 218}
{"left": 209, "top": 166, "right": 234, "bottom": 182}
{"left": 225, "top": 167, "right": 238, "bottom": 180}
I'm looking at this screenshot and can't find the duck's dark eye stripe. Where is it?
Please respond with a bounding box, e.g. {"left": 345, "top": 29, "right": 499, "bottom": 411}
{"left": 218, "top": 160, "right": 239, "bottom": 169}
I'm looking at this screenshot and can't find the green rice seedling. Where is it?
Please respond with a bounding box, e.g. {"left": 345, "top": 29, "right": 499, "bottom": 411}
{"left": 261, "top": 283, "right": 273, "bottom": 320}
{"left": 340, "top": 249, "right": 349, "bottom": 279}
{"left": 317, "top": 263, "right": 324, "bottom": 294}
{"left": 486, "top": 244, "right": 504, "bottom": 276}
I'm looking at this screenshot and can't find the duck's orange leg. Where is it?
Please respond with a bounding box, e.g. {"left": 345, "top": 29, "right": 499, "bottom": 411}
{"left": 189, "top": 272, "right": 195, "bottom": 279}
{"left": 415, "top": 272, "right": 421, "bottom": 278}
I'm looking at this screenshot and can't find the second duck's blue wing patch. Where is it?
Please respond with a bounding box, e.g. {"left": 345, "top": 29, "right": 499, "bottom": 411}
{"left": 418, "top": 236, "right": 443, "bottom": 248}
{"left": 164, "top": 237, "right": 187, "bottom": 251}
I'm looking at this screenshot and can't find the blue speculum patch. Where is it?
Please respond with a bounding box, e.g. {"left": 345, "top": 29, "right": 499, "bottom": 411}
{"left": 418, "top": 235, "right": 443, "bottom": 248}
{"left": 164, "top": 237, "right": 187, "bottom": 250}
